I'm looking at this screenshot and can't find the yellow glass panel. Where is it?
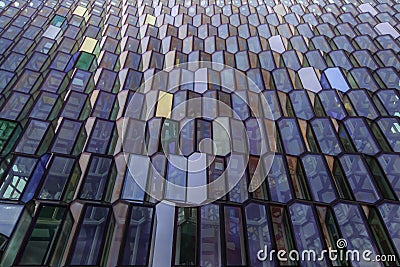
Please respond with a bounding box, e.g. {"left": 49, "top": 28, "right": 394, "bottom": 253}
{"left": 145, "top": 15, "right": 156, "bottom": 25}
{"left": 73, "top": 6, "right": 87, "bottom": 16}
{"left": 80, "top": 37, "right": 98, "bottom": 53}
{"left": 156, "top": 91, "right": 173, "bottom": 118}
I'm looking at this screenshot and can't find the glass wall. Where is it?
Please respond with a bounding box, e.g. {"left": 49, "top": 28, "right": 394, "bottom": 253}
{"left": 0, "top": 0, "right": 399, "bottom": 266}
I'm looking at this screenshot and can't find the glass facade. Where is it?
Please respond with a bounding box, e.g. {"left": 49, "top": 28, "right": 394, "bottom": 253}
{"left": 0, "top": 0, "right": 399, "bottom": 266}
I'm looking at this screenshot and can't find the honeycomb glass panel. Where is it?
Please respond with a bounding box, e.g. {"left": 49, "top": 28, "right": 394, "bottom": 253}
{"left": 376, "top": 118, "right": 400, "bottom": 152}
{"left": 245, "top": 202, "right": 274, "bottom": 267}
{"left": 0, "top": 156, "right": 38, "bottom": 200}
{"left": 278, "top": 118, "right": 305, "bottom": 155}
{"left": 0, "top": 203, "right": 23, "bottom": 237}
{"left": 120, "top": 206, "right": 153, "bottom": 266}
{"left": 289, "top": 203, "right": 328, "bottom": 266}
{"left": 68, "top": 205, "right": 110, "bottom": 265}
{"left": 334, "top": 203, "right": 381, "bottom": 266}
{"left": 301, "top": 154, "right": 337, "bottom": 203}
{"left": 200, "top": 204, "right": 221, "bottom": 267}
{"left": 378, "top": 154, "right": 400, "bottom": 199}
{"left": 79, "top": 156, "right": 113, "bottom": 201}
{"left": 267, "top": 155, "right": 293, "bottom": 203}
{"left": 289, "top": 90, "right": 314, "bottom": 120}
{"left": 339, "top": 154, "right": 381, "bottom": 203}
{"left": 85, "top": 119, "right": 114, "bottom": 154}
{"left": 378, "top": 203, "right": 400, "bottom": 256}
{"left": 310, "top": 118, "right": 342, "bottom": 155}
{"left": 224, "top": 205, "right": 247, "bottom": 266}
{"left": 17, "top": 205, "right": 67, "bottom": 265}
{"left": 38, "top": 156, "right": 76, "bottom": 201}
{"left": 343, "top": 118, "right": 380, "bottom": 155}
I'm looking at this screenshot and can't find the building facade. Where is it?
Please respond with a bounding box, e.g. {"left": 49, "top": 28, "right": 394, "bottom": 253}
{"left": 0, "top": 0, "right": 399, "bottom": 266}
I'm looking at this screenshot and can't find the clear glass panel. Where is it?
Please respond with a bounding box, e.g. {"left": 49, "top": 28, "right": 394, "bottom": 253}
{"left": 245, "top": 202, "right": 274, "bottom": 267}
{"left": 378, "top": 203, "right": 400, "bottom": 257}
{"left": 122, "top": 155, "right": 148, "bottom": 201}
{"left": 267, "top": 155, "right": 293, "bottom": 203}
{"left": 120, "top": 206, "right": 153, "bottom": 265}
{"left": 347, "top": 90, "right": 378, "bottom": 119}
{"left": 224, "top": 205, "right": 246, "bottom": 266}
{"left": 289, "top": 90, "right": 314, "bottom": 120}
{"left": 165, "top": 155, "right": 187, "bottom": 202}
{"left": 311, "top": 118, "right": 342, "bottom": 155}
{"left": 80, "top": 156, "right": 113, "bottom": 201}
{"left": 0, "top": 204, "right": 23, "bottom": 237}
{"left": 38, "top": 156, "right": 76, "bottom": 200}
{"left": 317, "top": 90, "right": 347, "bottom": 120}
{"left": 51, "top": 120, "right": 83, "bottom": 154}
{"left": 69, "top": 206, "right": 110, "bottom": 265}
{"left": 376, "top": 118, "right": 400, "bottom": 152}
{"left": 377, "top": 154, "right": 400, "bottom": 199}
{"left": 289, "top": 203, "right": 328, "bottom": 266}
{"left": 15, "top": 120, "right": 50, "bottom": 154}
{"left": 278, "top": 118, "right": 305, "bottom": 155}
{"left": 29, "top": 92, "right": 59, "bottom": 120}
{"left": 343, "top": 118, "right": 380, "bottom": 155}
{"left": 200, "top": 204, "right": 221, "bottom": 267}
{"left": 301, "top": 154, "right": 337, "bottom": 203}
{"left": 339, "top": 154, "right": 381, "bottom": 203}
{"left": 333, "top": 203, "right": 381, "bottom": 267}
{"left": 85, "top": 119, "right": 114, "bottom": 154}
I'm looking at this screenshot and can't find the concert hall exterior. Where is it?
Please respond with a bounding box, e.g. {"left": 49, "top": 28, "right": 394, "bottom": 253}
{"left": 0, "top": 0, "right": 399, "bottom": 266}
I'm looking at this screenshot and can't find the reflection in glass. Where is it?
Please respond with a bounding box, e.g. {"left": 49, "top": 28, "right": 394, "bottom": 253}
{"left": 120, "top": 206, "right": 153, "bottom": 265}
{"left": 69, "top": 206, "right": 111, "bottom": 266}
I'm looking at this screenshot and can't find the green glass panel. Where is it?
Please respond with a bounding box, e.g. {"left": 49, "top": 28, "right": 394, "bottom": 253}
{"left": 175, "top": 207, "right": 197, "bottom": 265}
{"left": 75, "top": 52, "right": 96, "bottom": 71}
{"left": 18, "top": 205, "right": 66, "bottom": 265}
{"left": 0, "top": 120, "right": 20, "bottom": 156}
